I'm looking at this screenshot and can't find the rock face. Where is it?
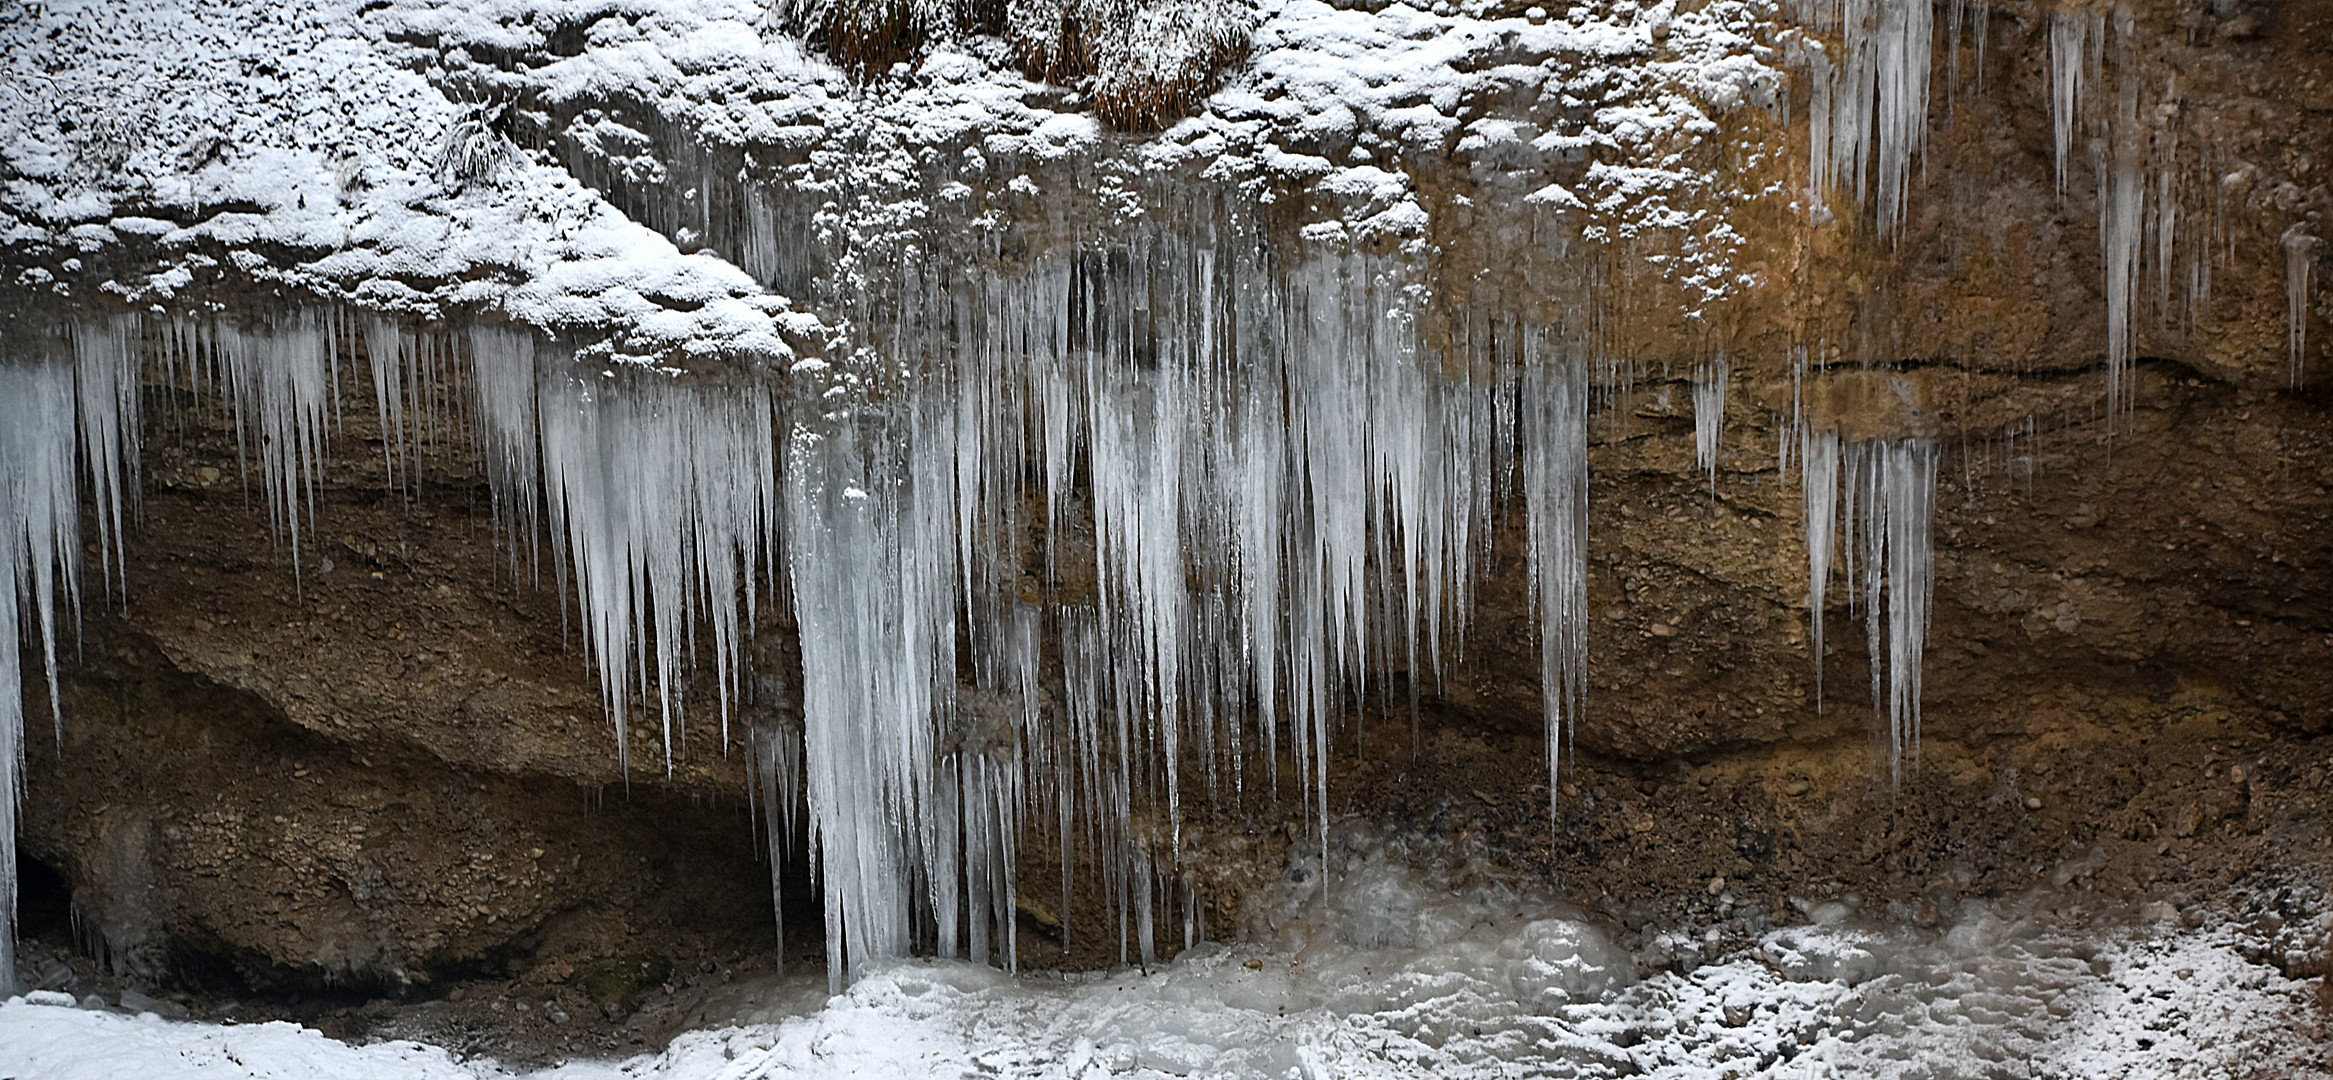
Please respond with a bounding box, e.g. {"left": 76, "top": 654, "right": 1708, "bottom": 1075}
{"left": 4, "top": 0, "right": 2331, "bottom": 1033}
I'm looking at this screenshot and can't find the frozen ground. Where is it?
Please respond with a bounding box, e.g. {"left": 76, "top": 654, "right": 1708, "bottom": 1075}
{"left": 4, "top": 899, "right": 2324, "bottom": 1080}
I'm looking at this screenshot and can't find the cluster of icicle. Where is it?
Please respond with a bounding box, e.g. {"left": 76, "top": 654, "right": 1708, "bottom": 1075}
{"left": 1792, "top": 0, "right": 1942, "bottom": 241}
{"left": 0, "top": 211, "right": 1949, "bottom": 995}
{"left": 0, "top": 223, "right": 1965, "bottom": 997}
{"left": 1800, "top": 432, "right": 1937, "bottom": 783}
{"left": 1795, "top": 0, "right": 2310, "bottom": 395}
{"left": 0, "top": 318, "right": 143, "bottom": 996}
{"left": 773, "top": 209, "right": 1598, "bottom": 981}
{"left": 0, "top": 220, "right": 1600, "bottom": 991}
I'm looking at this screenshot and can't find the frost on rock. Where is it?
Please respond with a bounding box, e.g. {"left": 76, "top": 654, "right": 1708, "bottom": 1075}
{"left": 1016, "top": 0, "right": 1257, "bottom": 129}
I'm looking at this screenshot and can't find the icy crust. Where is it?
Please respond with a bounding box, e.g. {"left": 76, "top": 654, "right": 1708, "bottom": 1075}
{"left": 0, "top": 0, "right": 799, "bottom": 362}
{"left": 366, "top": 0, "right": 1784, "bottom": 307}
{"left": 1, "top": 898, "right": 2321, "bottom": 1079}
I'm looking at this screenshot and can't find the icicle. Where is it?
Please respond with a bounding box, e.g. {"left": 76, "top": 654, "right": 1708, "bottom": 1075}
{"left": 212, "top": 311, "right": 337, "bottom": 594}
{"left": 1865, "top": 439, "right": 1936, "bottom": 782}
{"left": 785, "top": 393, "right": 955, "bottom": 988}
{"left": 1807, "top": 0, "right": 1934, "bottom": 239}
{"left": 1972, "top": 2, "right": 1988, "bottom": 94}
{"left": 1, "top": 336, "right": 91, "bottom": 995}
{"left": 1693, "top": 355, "right": 1727, "bottom": 490}
{"left": 753, "top": 718, "right": 802, "bottom": 968}
{"left": 466, "top": 326, "right": 545, "bottom": 585}
{"left": 2049, "top": 12, "right": 2095, "bottom": 197}
{"left": 2096, "top": 11, "right": 2146, "bottom": 420}
{"left": 1801, "top": 429, "right": 1840, "bottom": 713}
{"left": 2286, "top": 226, "right": 2320, "bottom": 386}
{"left": 72, "top": 314, "right": 143, "bottom": 598}
{"left": 534, "top": 363, "right": 778, "bottom": 777}
{"left": 1807, "top": 434, "right": 1935, "bottom": 779}
{"left": 2100, "top": 100, "right": 2144, "bottom": 418}
{"left": 1522, "top": 349, "right": 1588, "bottom": 819}
{"left": 1805, "top": 44, "right": 1835, "bottom": 212}
{"left": 363, "top": 318, "right": 408, "bottom": 491}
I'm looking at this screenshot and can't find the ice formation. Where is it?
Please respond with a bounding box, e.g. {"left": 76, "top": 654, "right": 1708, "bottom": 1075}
{"left": 0, "top": 213, "right": 1598, "bottom": 987}
{"left": 0, "top": 320, "right": 153, "bottom": 991}
{"left": 0, "top": 0, "right": 2182, "bottom": 992}
{"left": 761, "top": 218, "right": 1590, "bottom": 980}
{"left": 1796, "top": 0, "right": 1935, "bottom": 239}
{"left": 1800, "top": 431, "right": 1936, "bottom": 781}
{"left": 1691, "top": 356, "right": 1726, "bottom": 490}
{"left": 2049, "top": 10, "right": 2098, "bottom": 198}
{"left": 2288, "top": 226, "right": 2320, "bottom": 385}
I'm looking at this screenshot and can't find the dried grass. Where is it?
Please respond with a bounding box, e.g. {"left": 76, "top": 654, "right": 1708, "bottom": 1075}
{"left": 776, "top": 0, "right": 1251, "bottom": 129}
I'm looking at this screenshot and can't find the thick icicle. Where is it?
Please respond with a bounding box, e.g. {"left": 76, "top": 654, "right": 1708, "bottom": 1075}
{"left": 2287, "top": 226, "right": 2319, "bottom": 385}
{"left": 1523, "top": 350, "right": 1589, "bottom": 819}
{"left": 0, "top": 340, "right": 91, "bottom": 994}
{"left": 1802, "top": 429, "right": 1841, "bottom": 713}
{"left": 786, "top": 397, "right": 957, "bottom": 988}
{"left": 1693, "top": 356, "right": 1727, "bottom": 490}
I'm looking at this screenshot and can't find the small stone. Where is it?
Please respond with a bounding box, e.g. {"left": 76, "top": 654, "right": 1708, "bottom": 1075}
{"left": 1707, "top": 876, "right": 1726, "bottom": 895}
{"left": 196, "top": 466, "right": 221, "bottom": 484}
{"left": 2023, "top": 796, "right": 2043, "bottom": 811}
{"left": 1783, "top": 778, "right": 1812, "bottom": 797}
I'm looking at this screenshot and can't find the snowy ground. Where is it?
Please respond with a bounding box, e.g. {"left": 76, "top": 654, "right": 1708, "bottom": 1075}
{"left": 5, "top": 902, "right": 2323, "bottom": 1080}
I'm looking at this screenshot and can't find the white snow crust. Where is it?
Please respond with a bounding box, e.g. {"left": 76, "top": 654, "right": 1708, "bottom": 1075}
{"left": 4, "top": 0, "right": 1790, "bottom": 340}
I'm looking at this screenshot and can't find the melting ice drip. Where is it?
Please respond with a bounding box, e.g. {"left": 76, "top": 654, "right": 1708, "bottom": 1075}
{"left": 1801, "top": 431, "right": 1937, "bottom": 782}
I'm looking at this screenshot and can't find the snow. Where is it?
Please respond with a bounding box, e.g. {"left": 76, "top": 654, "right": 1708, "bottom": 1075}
{"left": 0, "top": 0, "right": 801, "bottom": 356}
{"left": 2, "top": 891, "right": 2324, "bottom": 1079}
